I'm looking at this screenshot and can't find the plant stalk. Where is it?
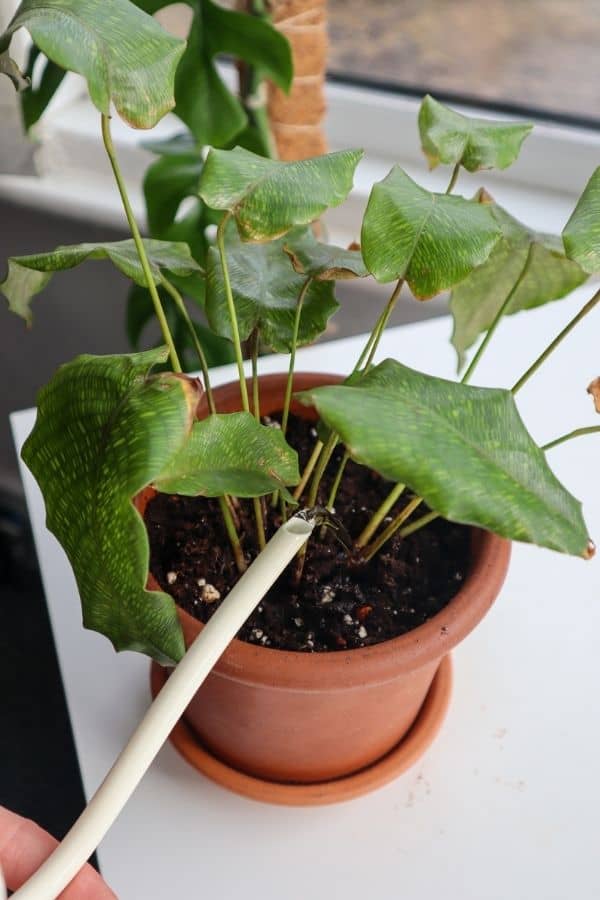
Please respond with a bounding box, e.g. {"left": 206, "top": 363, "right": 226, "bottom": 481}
{"left": 217, "top": 216, "right": 250, "bottom": 412}
{"left": 511, "top": 288, "right": 600, "bottom": 394}
{"left": 218, "top": 498, "right": 246, "bottom": 573}
{"left": 101, "top": 114, "right": 181, "bottom": 373}
{"left": 160, "top": 277, "right": 216, "bottom": 414}
{"left": 541, "top": 425, "right": 600, "bottom": 452}
{"left": 326, "top": 449, "right": 349, "bottom": 512}
{"left": 354, "top": 278, "right": 404, "bottom": 375}
{"left": 355, "top": 481, "right": 406, "bottom": 549}
{"left": 461, "top": 244, "right": 534, "bottom": 385}
{"left": 307, "top": 430, "right": 338, "bottom": 508}
{"left": 293, "top": 439, "right": 323, "bottom": 501}
{"left": 445, "top": 163, "right": 461, "bottom": 194}
{"left": 250, "top": 329, "right": 261, "bottom": 421}
{"left": 282, "top": 277, "right": 311, "bottom": 436}
{"left": 361, "top": 496, "right": 424, "bottom": 562}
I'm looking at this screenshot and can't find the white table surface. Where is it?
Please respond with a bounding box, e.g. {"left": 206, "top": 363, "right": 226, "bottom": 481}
{"left": 11, "top": 291, "right": 600, "bottom": 900}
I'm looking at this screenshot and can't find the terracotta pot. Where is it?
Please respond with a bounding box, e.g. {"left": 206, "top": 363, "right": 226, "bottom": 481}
{"left": 141, "top": 372, "right": 511, "bottom": 792}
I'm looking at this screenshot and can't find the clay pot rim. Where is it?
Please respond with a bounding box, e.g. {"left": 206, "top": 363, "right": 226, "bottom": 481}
{"left": 141, "top": 370, "right": 511, "bottom": 692}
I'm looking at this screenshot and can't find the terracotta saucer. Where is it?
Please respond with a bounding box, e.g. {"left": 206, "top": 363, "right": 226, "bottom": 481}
{"left": 150, "top": 655, "right": 452, "bottom": 806}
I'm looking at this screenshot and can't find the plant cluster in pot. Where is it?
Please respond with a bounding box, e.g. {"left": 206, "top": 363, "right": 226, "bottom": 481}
{"left": 2, "top": 0, "right": 599, "bottom": 808}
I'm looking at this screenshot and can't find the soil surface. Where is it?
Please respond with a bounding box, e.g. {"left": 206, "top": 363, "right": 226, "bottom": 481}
{"left": 145, "top": 414, "right": 470, "bottom": 652}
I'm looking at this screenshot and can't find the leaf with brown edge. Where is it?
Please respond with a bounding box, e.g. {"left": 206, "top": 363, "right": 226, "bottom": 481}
{"left": 21, "top": 348, "right": 205, "bottom": 664}
{"left": 283, "top": 228, "right": 368, "bottom": 281}
{"left": 0, "top": 0, "right": 185, "bottom": 129}
{"left": 587, "top": 377, "right": 600, "bottom": 413}
{"left": 298, "top": 359, "right": 591, "bottom": 557}
{"left": 2, "top": 239, "right": 203, "bottom": 325}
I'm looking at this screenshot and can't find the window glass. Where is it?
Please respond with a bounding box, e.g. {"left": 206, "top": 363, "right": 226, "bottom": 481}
{"left": 328, "top": 0, "right": 600, "bottom": 127}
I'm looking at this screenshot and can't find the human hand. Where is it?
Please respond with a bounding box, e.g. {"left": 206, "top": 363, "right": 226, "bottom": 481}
{"left": 0, "top": 807, "right": 116, "bottom": 898}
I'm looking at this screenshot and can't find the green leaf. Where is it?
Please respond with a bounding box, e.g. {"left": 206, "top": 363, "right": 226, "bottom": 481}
{"left": 199, "top": 146, "right": 363, "bottom": 241}
{"left": 418, "top": 95, "right": 532, "bottom": 172}
{"left": 20, "top": 45, "right": 66, "bottom": 129}
{"left": 21, "top": 348, "right": 204, "bottom": 663}
{"left": 451, "top": 191, "right": 587, "bottom": 370}
{"left": 0, "top": 0, "right": 185, "bottom": 128}
{"left": 361, "top": 167, "right": 501, "bottom": 293}
{"left": 126, "top": 284, "right": 234, "bottom": 371}
{"left": 133, "top": 0, "right": 292, "bottom": 146}
{"left": 2, "top": 239, "right": 202, "bottom": 324}
{"left": 283, "top": 229, "right": 368, "bottom": 281}
{"left": 298, "top": 359, "right": 590, "bottom": 557}
{"left": 154, "top": 412, "right": 299, "bottom": 498}
{"left": 143, "top": 151, "right": 204, "bottom": 238}
{"left": 206, "top": 231, "right": 339, "bottom": 351}
{"left": 563, "top": 167, "right": 600, "bottom": 273}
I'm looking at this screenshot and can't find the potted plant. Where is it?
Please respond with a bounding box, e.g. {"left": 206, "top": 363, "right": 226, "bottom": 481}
{"left": 2, "top": 0, "right": 599, "bottom": 813}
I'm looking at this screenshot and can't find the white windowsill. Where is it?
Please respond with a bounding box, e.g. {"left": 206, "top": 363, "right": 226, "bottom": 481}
{"left": 1, "top": 74, "right": 599, "bottom": 245}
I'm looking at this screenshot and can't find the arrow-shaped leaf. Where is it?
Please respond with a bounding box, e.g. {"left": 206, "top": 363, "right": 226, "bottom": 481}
{"left": 563, "top": 167, "right": 600, "bottom": 273}
{"left": 451, "top": 191, "right": 586, "bottom": 370}
{"left": 361, "top": 167, "right": 501, "bottom": 292}
{"left": 206, "top": 230, "right": 339, "bottom": 351}
{"left": 283, "top": 229, "right": 368, "bottom": 281}
{"left": 418, "top": 95, "right": 532, "bottom": 172}
{"left": 21, "top": 348, "right": 202, "bottom": 664}
{"left": 0, "top": 0, "right": 185, "bottom": 128}
{"left": 2, "top": 239, "right": 202, "bottom": 324}
{"left": 199, "top": 146, "right": 363, "bottom": 241}
{"left": 154, "top": 412, "right": 299, "bottom": 498}
{"left": 298, "top": 359, "right": 591, "bottom": 557}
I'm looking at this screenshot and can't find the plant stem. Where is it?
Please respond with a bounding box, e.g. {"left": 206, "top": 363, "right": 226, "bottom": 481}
{"left": 354, "top": 279, "right": 404, "bottom": 375}
{"left": 511, "top": 288, "right": 600, "bottom": 395}
{"left": 445, "top": 163, "right": 461, "bottom": 194}
{"left": 160, "top": 277, "right": 217, "bottom": 414}
{"left": 307, "top": 430, "right": 338, "bottom": 508}
{"left": 361, "top": 496, "right": 424, "bottom": 562}
{"left": 282, "top": 278, "right": 311, "bottom": 437}
{"left": 398, "top": 509, "right": 439, "bottom": 539}
{"left": 326, "top": 449, "right": 349, "bottom": 512}
{"left": 217, "top": 216, "right": 250, "bottom": 412}
{"left": 355, "top": 482, "right": 406, "bottom": 549}
{"left": 252, "top": 496, "right": 267, "bottom": 550}
{"left": 218, "top": 497, "right": 247, "bottom": 573}
{"left": 541, "top": 426, "right": 600, "bottom": 452}
{"left": 462, "top": 245, "right": 534, "bottom": 385}
{"left": 101, "top": 114, "right": 181, "bottom": 373}
{"left": 250, "top": 329, "right": 261, "bottom": 421}
{"left": 293, "top": 439, "right": 323, "bottom": 501}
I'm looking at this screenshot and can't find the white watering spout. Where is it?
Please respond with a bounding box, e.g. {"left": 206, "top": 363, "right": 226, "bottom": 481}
{"left": 12, "top": 513, "right": 315, "bottom": 900}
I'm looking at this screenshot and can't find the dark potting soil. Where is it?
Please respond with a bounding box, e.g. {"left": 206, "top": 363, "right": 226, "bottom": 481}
{"left": 145, "top": 414, "right": 471, "bottom": 652}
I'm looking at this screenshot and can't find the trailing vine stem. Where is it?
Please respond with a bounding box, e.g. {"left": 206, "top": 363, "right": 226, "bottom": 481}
{"left": 511, "top": 288, "right": 600, "bottom": 394}
{"left": 541, "top": 425, "right": 600, "bottom": 452}
{"left": 217, "top": 215, "right": 251, "bottom": 412}
{"left": 461, "top": 244, "right": 535, "bottom": 385}
{"left": 160, "top": 277, "right": 217, "bottom": 415}
{"left": 101, "top": 114, "right": 181, "bottom": 373}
